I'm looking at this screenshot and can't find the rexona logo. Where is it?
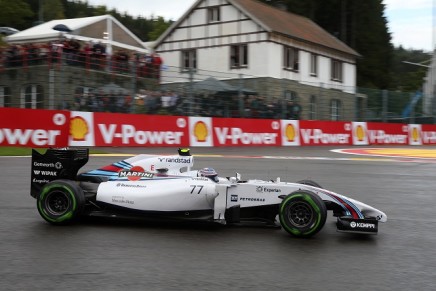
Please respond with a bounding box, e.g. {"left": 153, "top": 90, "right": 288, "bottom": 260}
{"left": 98, "top": 124, "right": 184, "bottom": 145}
{"left": 70, "top": 116, "right": 89, "bottom": 141}
{"left": 215, "top": 127, "right": 278, "bottom": 145}
{"left": 193, "top": 121, "right": 208, "bottom": 142}
{"left": 0, "top": 128, "right": 61, "bottom": 146}
{"left": 301, "top": 129, "right": 350, "bottom": 144}
{"left": 118, "top": 166, "right": 154, "bottom": 181}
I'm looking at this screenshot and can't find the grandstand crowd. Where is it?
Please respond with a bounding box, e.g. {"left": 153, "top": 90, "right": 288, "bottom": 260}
{"left": 1, "top": 38, "right": 163, "bottom": 78}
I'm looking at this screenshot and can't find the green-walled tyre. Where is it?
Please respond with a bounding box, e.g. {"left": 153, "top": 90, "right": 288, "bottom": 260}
{"left": 37, "top": 180, "right": 85, "bottom": 225}
{"left": 279, "top": 190, "right": 327, "bottom": 238}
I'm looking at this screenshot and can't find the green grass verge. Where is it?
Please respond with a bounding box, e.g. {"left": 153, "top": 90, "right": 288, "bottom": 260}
{"left": 0, "top": 147, "right": 108, "bottom": 156}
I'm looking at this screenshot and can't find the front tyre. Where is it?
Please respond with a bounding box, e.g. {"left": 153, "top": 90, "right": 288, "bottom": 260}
{"left": 37, "top": 180, "right": 85, "bottom": 225}
{"left": 279, "top": 190, "right": 327, "bottom": 237}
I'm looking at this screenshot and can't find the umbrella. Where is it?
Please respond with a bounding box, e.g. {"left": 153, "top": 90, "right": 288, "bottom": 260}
{"left": 94, "top": 83, "right": 129, "bottom": 95}
{"left": 52, "top": 24, "right": 72, "bottom": 33}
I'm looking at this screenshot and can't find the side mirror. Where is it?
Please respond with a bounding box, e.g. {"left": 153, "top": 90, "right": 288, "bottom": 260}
{"left": 235, "top": 172, "right": 241, "bottom": 181}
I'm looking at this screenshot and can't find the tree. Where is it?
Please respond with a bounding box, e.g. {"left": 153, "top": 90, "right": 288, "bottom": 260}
{"left": 148, "top": 16, "right": 172, "bottom": 41}
{"left": 42, "top": 0, "right": 65, "bottom": 21}
{"left": 0, "top": 0, "right": 34, "bottom": 29}
{"left": 260, "top": 0, "right": 393, "bottom": 89}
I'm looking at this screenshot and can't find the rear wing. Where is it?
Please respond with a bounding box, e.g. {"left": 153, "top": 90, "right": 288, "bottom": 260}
{"left": 31, "top": 148, "right": 89, "bottom": 198}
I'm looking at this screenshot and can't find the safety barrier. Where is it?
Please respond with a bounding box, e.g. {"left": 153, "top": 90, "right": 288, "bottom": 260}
{"left": 1, "top": 107, "right": 434, "bottom": 148}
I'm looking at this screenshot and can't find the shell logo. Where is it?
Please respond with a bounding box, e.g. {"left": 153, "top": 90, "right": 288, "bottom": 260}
{"left": 411, "top": 127, "right": 420, "bottom": 142}
{"left": 70, "top": 116, "right": 89, "bottom": 141}
{"left": 285, "top": 123, "right": 296, "bottom": 142}
{"left": 193, "top": 121, "right": 208, "bottom": 142}
{"left": 355, "top": 125, "right": 365, "bottom": 141}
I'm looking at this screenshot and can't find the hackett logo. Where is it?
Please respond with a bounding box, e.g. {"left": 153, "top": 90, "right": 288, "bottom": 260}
{"left": 98, "top": 124, "right": 183, "bottom": 145}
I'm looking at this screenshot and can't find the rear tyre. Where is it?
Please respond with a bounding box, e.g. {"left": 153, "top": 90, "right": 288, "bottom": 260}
{"left": 279, "top": 190, "right": 327, "bottom": 237}
{"left": 37, "top": 180, "right": 85, "bottom": 225}
{"left": 297, "top": 179, "right": 323, "bottom": 189}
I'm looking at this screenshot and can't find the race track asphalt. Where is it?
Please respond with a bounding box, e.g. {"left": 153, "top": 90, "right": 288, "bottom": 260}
{"left": 1, "top": 146, "right": 435, "bottom": 291}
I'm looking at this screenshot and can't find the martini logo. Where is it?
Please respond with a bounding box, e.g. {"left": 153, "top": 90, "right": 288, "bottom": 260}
{"left": 118, "top": 166, "right": 154, "bottom": 181}
{"left": 193, "top": 121, "right": 208, "bottom": 142}
{"left": 285, "top": 124, "right": 296, "bottom": 142}
{"left": 70, "top": 116, "right": 89, "bottom": 141}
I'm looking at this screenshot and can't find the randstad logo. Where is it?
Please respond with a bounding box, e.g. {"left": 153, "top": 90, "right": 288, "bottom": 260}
{"left": 70, "top": 116, "right": 89, "bottom": 141}
{"left": 355, "top": 125, "right": 365, "bottom": 141}
{"left": 411, "top": 127, "right": 420, "bottom": 142}
{"left": 193, "top": 121, "right": 208, "bottom": 142}
{"left": 285, "top": 123, "right": 296, "bottom": 142}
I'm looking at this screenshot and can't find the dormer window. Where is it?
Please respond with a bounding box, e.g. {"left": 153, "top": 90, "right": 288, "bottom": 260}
{"left": 208, "top": 7, "right": 220, "bottom": 22}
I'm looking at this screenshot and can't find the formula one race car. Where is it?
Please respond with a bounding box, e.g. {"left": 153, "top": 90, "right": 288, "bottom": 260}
{"left": 30, "top": 148, "right": 387, "bottom": 237}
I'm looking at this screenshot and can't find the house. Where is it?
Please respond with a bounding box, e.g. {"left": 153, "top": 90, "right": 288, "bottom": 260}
{"left": 153, "top": 0, "right": 362, "bottom": 120}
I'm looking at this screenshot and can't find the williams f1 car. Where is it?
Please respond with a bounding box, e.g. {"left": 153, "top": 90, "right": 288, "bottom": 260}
{"left": 30, "top": 148, "right": 387, "bottom": 237}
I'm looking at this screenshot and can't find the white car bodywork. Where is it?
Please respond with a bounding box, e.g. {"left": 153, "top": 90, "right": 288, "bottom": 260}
{"left": 92, "top": 153, "right": 387, "bottom": 224}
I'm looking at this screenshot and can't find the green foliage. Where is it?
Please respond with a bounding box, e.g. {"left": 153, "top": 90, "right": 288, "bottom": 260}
{"left": 148, "top": 16, "right": 172, "bottom": 41}
{"left": 261, "top": 0, "right": 394, "bottom": 89}
{"left": 0, "top": 0, "right": 34, "bottom": 28}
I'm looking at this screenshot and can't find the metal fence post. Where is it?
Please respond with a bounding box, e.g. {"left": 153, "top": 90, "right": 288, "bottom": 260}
{"left": 188, "top": 68, "right": 194, "bottom": 116}
{"left": 382, "top": 89, "right": 388, "bottom": 122}
{"left": 238, "top": 73, "right": 244, "bottom": 117}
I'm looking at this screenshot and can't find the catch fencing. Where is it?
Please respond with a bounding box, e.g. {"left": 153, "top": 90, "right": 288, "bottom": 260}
{"left": 0, "top": 49, "right": 432, "bottom": 123}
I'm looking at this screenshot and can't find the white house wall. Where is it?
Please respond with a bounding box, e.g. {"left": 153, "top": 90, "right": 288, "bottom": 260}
{"left": 157, "top": 0, "right": 356, "bottom": 94}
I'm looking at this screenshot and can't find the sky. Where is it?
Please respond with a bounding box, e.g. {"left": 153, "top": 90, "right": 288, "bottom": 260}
{"left": 85, "top": 0, "right": 435, "bottom": 51}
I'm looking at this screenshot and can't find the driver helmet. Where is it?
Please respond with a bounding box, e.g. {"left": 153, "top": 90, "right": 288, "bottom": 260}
{"left": 199, "top": 167, "right": 218, "bottom": 182}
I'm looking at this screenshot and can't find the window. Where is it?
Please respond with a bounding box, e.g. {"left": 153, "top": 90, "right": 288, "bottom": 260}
{"left": 230, "top": 44, "right": 248, "bottom": 68}
{"left": 309, "top": 95, "right": 317, "bottom": 119}
{"left": 0, "top": 86, "right": 11, "bottom": 107}
{"left": 181, "top": 49, "right": 197, "bottom": 71}
{"left": 331, "top": 59, "right": 343, "bottom": 81}
{"left": 208, "top": 7, "right": 220, "bottom": 22}
{"left": 21, "top": 85, "right": 43, "bottom": 109}
{"left": 330, "top": 99, "right": 341, "bottom": 120}
{"left": 310, "top": 53, "right": 318, "bottom": 76}
{"left": 284, "top": 46, "right": 299, "bottom": 71}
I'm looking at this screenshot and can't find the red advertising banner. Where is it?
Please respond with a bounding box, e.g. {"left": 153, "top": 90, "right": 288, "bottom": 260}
{"left": 408, "top": 124, "right": 436, "bottom": 145}
{"left": 210, "top": 118, "right": 281, "bottom": 146}
{"left": 366, "top": 122, "right": 408, "bottom": 145}
{"left": 89, "top": 113, "right": 190, "bottom": 147}
{"left": 298, "top": 120, "right": 353, "bottom": 146}
{"left": 0, "top": 107, "right": 70, "bottom": 147}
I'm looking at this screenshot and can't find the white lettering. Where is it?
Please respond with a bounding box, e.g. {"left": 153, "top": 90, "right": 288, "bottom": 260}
{"left": 422, "top": 131, "right": 436, "bottom": 144}
{"left": 214, "top": 127, "right": 277, "bottom": 145}
{"left": 300, "top": 129, "right": 350, "bottom": 144}
{"left": 0, "top": 128, "right": 60, "bottom": 146}
{"left": 368, "top": 130, "right": 407, "bottom": 144}
{"left": 98, "top": 124, "right": 183, "bottom": 145}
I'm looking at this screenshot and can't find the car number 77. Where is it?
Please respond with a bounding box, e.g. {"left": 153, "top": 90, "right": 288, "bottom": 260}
{"left": 190, "top": 185, "right": 204, "bottom": 194}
